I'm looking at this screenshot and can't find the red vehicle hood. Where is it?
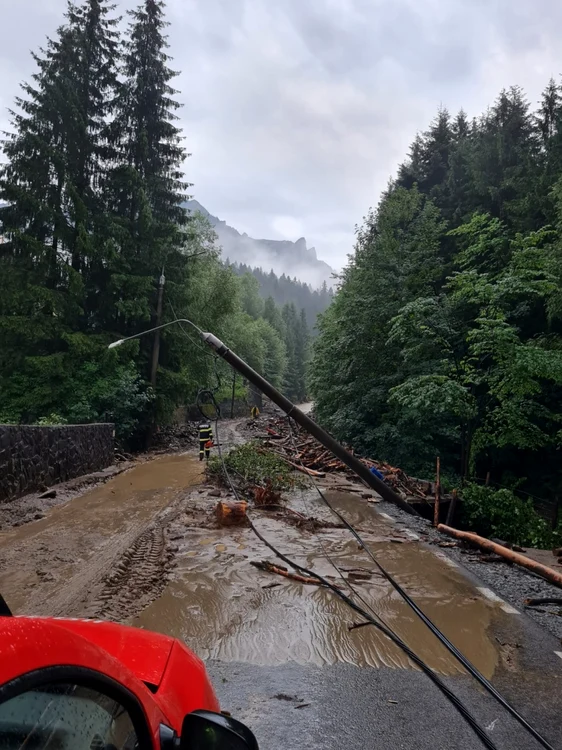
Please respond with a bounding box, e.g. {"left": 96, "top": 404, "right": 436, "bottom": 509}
{"left": 45, "top": 618, "right": 220, "bottom": 726}
{"left": 51, "top": 618, "right": 174, "bottom": 688}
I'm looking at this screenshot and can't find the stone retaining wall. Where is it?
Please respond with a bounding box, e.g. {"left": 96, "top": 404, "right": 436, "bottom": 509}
{"left": 0, "top": 424, "right": 114, "bottom": 502}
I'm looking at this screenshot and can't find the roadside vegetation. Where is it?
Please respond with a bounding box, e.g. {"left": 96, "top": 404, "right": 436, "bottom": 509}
{"left": 0, "top": 0, "right": 310, "bottom": 449}
{"left": 311, "top": 86, "right": 562, "bottom": 542}
{"left": 208, "top": 442, "right": 304, "bottom": 493}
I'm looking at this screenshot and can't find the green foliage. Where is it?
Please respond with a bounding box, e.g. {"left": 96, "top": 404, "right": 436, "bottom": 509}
{"left": 462, "top": 484, "right": 552, "bottom": 548}
{"left": 230, "top": 263, "right": 334, "bottom": 332}
{"left": 64, "top": 364, "right": 154, "bottom": 446}
{"left": 36, "top": 414, "right": 68, "bottom": 427}
{"left": 312, "top": 79, "right": 562, "bottom": 539}
{"left": 208, "top": 442, "right": 302, "bottom": 492}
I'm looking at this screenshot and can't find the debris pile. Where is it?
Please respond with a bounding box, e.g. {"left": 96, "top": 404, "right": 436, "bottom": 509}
{"left": 253, "top": 417, "right": 433, "bottom": 501}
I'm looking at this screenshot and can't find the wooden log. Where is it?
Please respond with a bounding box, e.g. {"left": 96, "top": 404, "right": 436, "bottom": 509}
{"left": 216, "top": 500, "right": 248, "bottom": 526}
{"left": 524, "top": 597, "right": 562, "bottom": 607}
{"left": 250, "top": 560, "right": 324, "bottom": 586}
{"left": 438, "top": 524, "right": 562, "bottom": 589}
{"left": 283, "top": 458, "right": 325, "bottom": 477}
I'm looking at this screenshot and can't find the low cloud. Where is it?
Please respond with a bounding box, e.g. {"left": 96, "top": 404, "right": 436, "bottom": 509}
{"left": 2, "top": 0, "right": 562, "bottom": 270}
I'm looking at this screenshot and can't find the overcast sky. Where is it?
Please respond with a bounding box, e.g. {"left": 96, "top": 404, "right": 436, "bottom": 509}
{"left": 1, "top": 0, "right": 562, "bottom": 270}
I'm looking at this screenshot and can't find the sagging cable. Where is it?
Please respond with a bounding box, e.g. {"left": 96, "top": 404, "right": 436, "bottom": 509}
{"left": 288, "top": 416, "right": 554, "bottom": 750}
{"left": 212, "top": 419, "right": 500, "bottom": 750}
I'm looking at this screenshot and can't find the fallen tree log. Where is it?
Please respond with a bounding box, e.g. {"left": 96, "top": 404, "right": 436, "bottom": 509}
{"left": 250, "top": 560, "right": 325, "bottom": 586}
{"left": 279, "top": 457, "right": 325, "bottom": 477}
{"left": 438, "top": 524, "right": 562, "bottom": 589}
{"left": 524, "top": 597, "right": 562, "bottom": 607}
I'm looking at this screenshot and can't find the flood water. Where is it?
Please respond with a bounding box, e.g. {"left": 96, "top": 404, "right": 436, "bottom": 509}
{"left": 136, "top": 489, "right": 501, "bottom": 678}
{"left": 0, "top": 451, "right": 503, "bottom": 678}
{"left": 0, "top": 454, "right": 204, "bottom": 615}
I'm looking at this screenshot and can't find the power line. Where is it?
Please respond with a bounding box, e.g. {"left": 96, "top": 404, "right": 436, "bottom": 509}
{"left": 285, "top": 418, "right": 554, "bottom": 750}
{"left": 212, "top": 417, "right": 500, "bottom": 750}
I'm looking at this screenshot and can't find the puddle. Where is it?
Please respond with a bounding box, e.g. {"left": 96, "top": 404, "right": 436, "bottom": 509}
{"left": 136, "top": 492, "right": 501, "bottom": 677}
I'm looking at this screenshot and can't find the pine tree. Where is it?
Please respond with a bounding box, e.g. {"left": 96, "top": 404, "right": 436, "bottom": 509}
{"left": 536, "top": 79, "right": 562, "bottom": 223}
{"left": 420, "top": 107, "right": 453, "bottom": 199}
{"left": 471, "top": 87, "right": 539, "bottom": 231}
{"left": 111, "top": 0, "right": 187, "bottom": 237}
{"left": 397, "top": 134, "right": 425, "bottom": 189}
{"left": 108, "top": 0, "right": 190, "bottom": 411}
{"left": 0, "top": 0, "right": 121, "bottom": 420}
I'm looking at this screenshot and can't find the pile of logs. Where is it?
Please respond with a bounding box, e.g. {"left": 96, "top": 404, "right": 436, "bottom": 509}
{"left": 258, "top": 418, "right": 432, "bottom": 500}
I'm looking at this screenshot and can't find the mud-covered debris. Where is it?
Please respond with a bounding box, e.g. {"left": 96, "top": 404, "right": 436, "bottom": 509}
{"left": 39, "top": 489, "right": 57, "bottom": 499}
{"left": 258, "top": 418, "right": 438, "bottom": 500}
{"left": 253, "top": 482, "right": 282, "bottom": 507}
{"left": 151, "top": 423, "right": 198, "bottom": 452}
{"left": 216, "top": 500, "right": 248, "bottom": 526}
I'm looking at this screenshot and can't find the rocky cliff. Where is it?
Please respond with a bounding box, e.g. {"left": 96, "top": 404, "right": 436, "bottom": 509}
{"left": 184, "top": 200, "right": 334, "bottom": 288}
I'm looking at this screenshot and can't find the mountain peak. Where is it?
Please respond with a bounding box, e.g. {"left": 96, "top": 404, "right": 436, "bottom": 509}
{"left": 184, "top": 200, "right": 333, "bottom": 289}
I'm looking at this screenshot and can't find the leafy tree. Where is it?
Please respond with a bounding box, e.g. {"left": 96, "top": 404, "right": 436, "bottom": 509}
{"left": 310, "top": 186, "right": 446, "bottom": 460}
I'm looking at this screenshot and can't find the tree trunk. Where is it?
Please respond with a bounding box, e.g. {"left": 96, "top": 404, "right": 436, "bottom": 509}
{"left": 216, "top": 500, "right": 248, "bottom": 526}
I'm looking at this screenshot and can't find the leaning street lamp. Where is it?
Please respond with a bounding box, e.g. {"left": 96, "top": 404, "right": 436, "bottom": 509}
{"left": 107, "top": 320, "right": 413, "bottom": 513}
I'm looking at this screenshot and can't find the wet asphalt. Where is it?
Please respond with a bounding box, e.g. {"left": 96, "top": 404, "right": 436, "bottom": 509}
{"left": 207, "top": 568, "right": 562, "bottom": 750}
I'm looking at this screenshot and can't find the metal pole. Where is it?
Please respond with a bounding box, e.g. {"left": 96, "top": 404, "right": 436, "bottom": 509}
{"left": 231, "top": 372, "right": 236, "bottom": 419}
{"left": 201, "top": 332, "right": 417, "bottom": 515}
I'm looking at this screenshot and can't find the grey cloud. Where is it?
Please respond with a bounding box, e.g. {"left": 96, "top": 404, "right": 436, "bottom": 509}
{"left": 2, "top": 0, "right": 562, "bottom": 271}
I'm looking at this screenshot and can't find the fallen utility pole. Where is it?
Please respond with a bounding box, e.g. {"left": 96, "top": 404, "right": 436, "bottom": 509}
{"left": 200, "top": 332, "right": 417, "bottom": 516}
{"left": 438, "top": 525, "right": 562, "bottom": 589}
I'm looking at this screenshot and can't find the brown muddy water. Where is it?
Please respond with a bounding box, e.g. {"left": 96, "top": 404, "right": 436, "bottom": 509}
{"left": 136, "top": 489, "right": 502, "bottom": 678}
{"left": 0, "top": 452, "right": 504, "bottom": 678}
{"left": 0, "top": 454, "right": 203, "bottom": 616}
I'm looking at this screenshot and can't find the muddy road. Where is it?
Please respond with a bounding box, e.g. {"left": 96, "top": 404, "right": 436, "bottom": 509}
{"left": 1, "top": 421, "right": 561, "bottom": 749}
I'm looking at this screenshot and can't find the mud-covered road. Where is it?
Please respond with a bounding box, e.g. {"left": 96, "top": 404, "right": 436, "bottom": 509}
{"left": 1, "top": 419, "right": 561, "bottom": 749}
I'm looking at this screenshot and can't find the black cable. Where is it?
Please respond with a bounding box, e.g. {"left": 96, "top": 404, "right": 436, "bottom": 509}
{"left": 289, "top": 447, "right": 395, "bottom": 634}
{"left": 286, "top": 419, "right": 555, "bottom": 750}
{"left": 212, "top": 419, "right": 500, "bottom": 750}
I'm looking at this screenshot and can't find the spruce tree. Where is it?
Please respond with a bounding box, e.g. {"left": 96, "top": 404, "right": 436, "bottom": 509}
{"left": 108, "top": 0, "right": 191, "bottom": 416}
{"left": 0, "top": 0, "right": 121, "bottom": 420}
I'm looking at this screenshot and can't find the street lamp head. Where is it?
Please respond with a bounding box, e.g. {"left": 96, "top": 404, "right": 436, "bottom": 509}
{"left": 108, "top": 339, "right": 125, "bottom": 350}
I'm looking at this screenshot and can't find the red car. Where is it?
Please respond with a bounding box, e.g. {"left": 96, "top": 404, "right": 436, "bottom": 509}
{"left": 0, "top": 608, "right": 258, "bottom": 750}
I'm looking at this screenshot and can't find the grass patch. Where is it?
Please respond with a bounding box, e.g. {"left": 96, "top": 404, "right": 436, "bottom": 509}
{"left": 208, "top": 441, "right": 304, "bottom": 491}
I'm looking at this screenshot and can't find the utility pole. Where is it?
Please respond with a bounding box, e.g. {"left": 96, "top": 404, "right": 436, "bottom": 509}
{"left": 150, "top": 267, "right": 166, "bottom": 387}
{"left": 231, "top": 372, "right": 236, "bottom": 418}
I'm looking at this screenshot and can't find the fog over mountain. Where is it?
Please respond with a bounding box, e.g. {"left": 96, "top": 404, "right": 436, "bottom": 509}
{"left": 185, "top": 200, "right": 334, "bottom": 289}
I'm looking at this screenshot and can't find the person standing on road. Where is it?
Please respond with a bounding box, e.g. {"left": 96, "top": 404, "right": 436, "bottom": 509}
{"left": 251, "top": 405, "right": 260, "bottom": 420}
{"left": 199, "top": 422, "right": 213, "bottom": 461}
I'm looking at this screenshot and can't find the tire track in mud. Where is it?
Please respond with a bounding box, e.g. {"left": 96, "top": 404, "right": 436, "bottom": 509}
{"left": 78, "top": 486, "right": 216, "bottom": 622}
{"left": 0, "top": 453, "right": 207, "bottom": 618}
{"left": 88, "top": 523, "right": 172, "bottom": 622}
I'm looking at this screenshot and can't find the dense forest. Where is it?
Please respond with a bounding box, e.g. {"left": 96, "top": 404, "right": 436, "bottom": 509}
{"left": 0, "top": 0, "right": 310, "bottom": 446}
{"left": 229, "top": 263, "right": 333, "bottom": 333}
{"left": 311, "top": 85, "right": 562, "bottom": 544}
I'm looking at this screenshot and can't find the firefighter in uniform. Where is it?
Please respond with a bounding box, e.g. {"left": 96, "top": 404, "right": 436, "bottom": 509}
{"left": 199, "top": 422, "right": 213, "bottom": 461}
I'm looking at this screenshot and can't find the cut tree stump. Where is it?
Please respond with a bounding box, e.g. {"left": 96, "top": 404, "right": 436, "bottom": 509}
{"left": 216, "top": 500, "right": 248, "bottom": 526}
